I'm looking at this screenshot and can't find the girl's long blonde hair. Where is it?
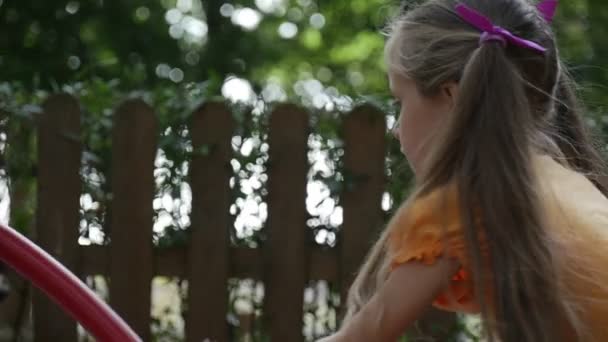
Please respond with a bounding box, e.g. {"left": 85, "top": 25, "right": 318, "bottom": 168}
{"left": 343, "top": 1, "right": 608, "bottom": 341}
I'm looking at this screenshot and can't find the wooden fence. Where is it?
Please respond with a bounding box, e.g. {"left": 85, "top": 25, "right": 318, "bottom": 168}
{"left": 1, "top": 93, "right": 453, "bottom": 341}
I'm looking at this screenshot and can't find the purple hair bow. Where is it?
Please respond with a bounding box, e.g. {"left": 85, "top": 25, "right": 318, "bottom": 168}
{"left": 537, "top": 0, "right": 558, "bottom": 23}
{"left": 455, "top": 3, "right": 547, "bottom": 54}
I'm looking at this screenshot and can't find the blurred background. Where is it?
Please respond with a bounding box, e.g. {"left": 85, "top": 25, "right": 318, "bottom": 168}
{"left": 1, "top": 0, "right": 608, "bottom": 341}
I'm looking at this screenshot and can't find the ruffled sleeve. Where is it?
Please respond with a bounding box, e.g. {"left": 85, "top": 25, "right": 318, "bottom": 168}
{"left": 386, "top": 184, "right": 486, "bottom": 313}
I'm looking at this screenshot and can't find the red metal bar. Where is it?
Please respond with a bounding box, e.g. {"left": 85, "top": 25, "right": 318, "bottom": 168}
{"left": 0, "top": 223, "right": 141, "bottom": 342}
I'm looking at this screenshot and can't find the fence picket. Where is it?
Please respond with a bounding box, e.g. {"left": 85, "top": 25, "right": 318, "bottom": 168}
{"left": 264, "top": 104, "right": 309, "bottom": 342}
{"left": 109, "top": 99, "right": 157, "bottom": 341}
{"left": 339, "top": 105, "right": 386, "bottom": 310}
{"left": 34, "top": 94, "right": 82, "bottom": 341}
{"left": 185, "top": 102, "right": 234, "bottom": 342}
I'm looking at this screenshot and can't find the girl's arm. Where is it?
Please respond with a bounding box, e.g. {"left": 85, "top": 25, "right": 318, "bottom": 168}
{"left": 320, "top": 257, "right": 459, "bottom": 342}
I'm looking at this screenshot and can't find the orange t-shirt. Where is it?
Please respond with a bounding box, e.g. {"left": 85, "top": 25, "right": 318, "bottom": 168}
{"left": 386, "top": 181, "right": 487, "bottom": 313}
{"left": 386, "top": 155, "right": 608, "bottom": 338}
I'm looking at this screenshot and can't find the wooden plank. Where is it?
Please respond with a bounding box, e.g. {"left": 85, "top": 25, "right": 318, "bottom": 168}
{"left": 81, "top": 245, "right": 110, "bottom": 276}
{"left": 34, "top": 94, "right": 82, "bottom": 341}
{"left": 0, "top": 270, "right": 30, "bottom": 339}
{"left": 264, "top": 104, "right": 309, "bottom": 342}
{"left": 339, "top": 105, "right": 386, "bottom": 310}
{"left": 80, "top": 245, "right": 338, "bottom": 281}
{"left": 109, "top": 99, "right": 156, "bottom": 341}
{"left": 185, "top": 102, "right": 234, "bottom": 342}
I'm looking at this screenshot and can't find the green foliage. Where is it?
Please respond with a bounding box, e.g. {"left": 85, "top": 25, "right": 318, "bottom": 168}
{"left": 0, "top": 0, "right": 396, "bottom": 96}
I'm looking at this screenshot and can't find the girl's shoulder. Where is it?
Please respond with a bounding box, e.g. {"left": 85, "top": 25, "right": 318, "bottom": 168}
{"left": 533, "top": 154, "right": 608, "bottom": 270}
{"left": 535, "top": 156, "right": 608, "bottom": 338}
{"left": 533, "top": 154, "right": 608, "bottom": 229}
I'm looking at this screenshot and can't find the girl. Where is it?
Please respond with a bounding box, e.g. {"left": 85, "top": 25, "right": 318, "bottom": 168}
{"left": 320, "top": 0, "right": 608, "bottom": 341}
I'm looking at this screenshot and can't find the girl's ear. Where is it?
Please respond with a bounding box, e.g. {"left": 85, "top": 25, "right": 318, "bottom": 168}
{"left": 441, "top": 81, "right": 459, "bottom": 110}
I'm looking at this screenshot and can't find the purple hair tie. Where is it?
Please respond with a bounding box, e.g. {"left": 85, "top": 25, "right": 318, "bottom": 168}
{"left": 455, "top": 3, "right": 547, "bottom": 54}
{"left": 480, "top": 32, "right": 507, "bottom": 47}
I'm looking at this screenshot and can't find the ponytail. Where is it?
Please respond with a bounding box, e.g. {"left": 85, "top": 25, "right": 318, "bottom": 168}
{"left": 421, "top": 42, "right": 568, "bottom": 341}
